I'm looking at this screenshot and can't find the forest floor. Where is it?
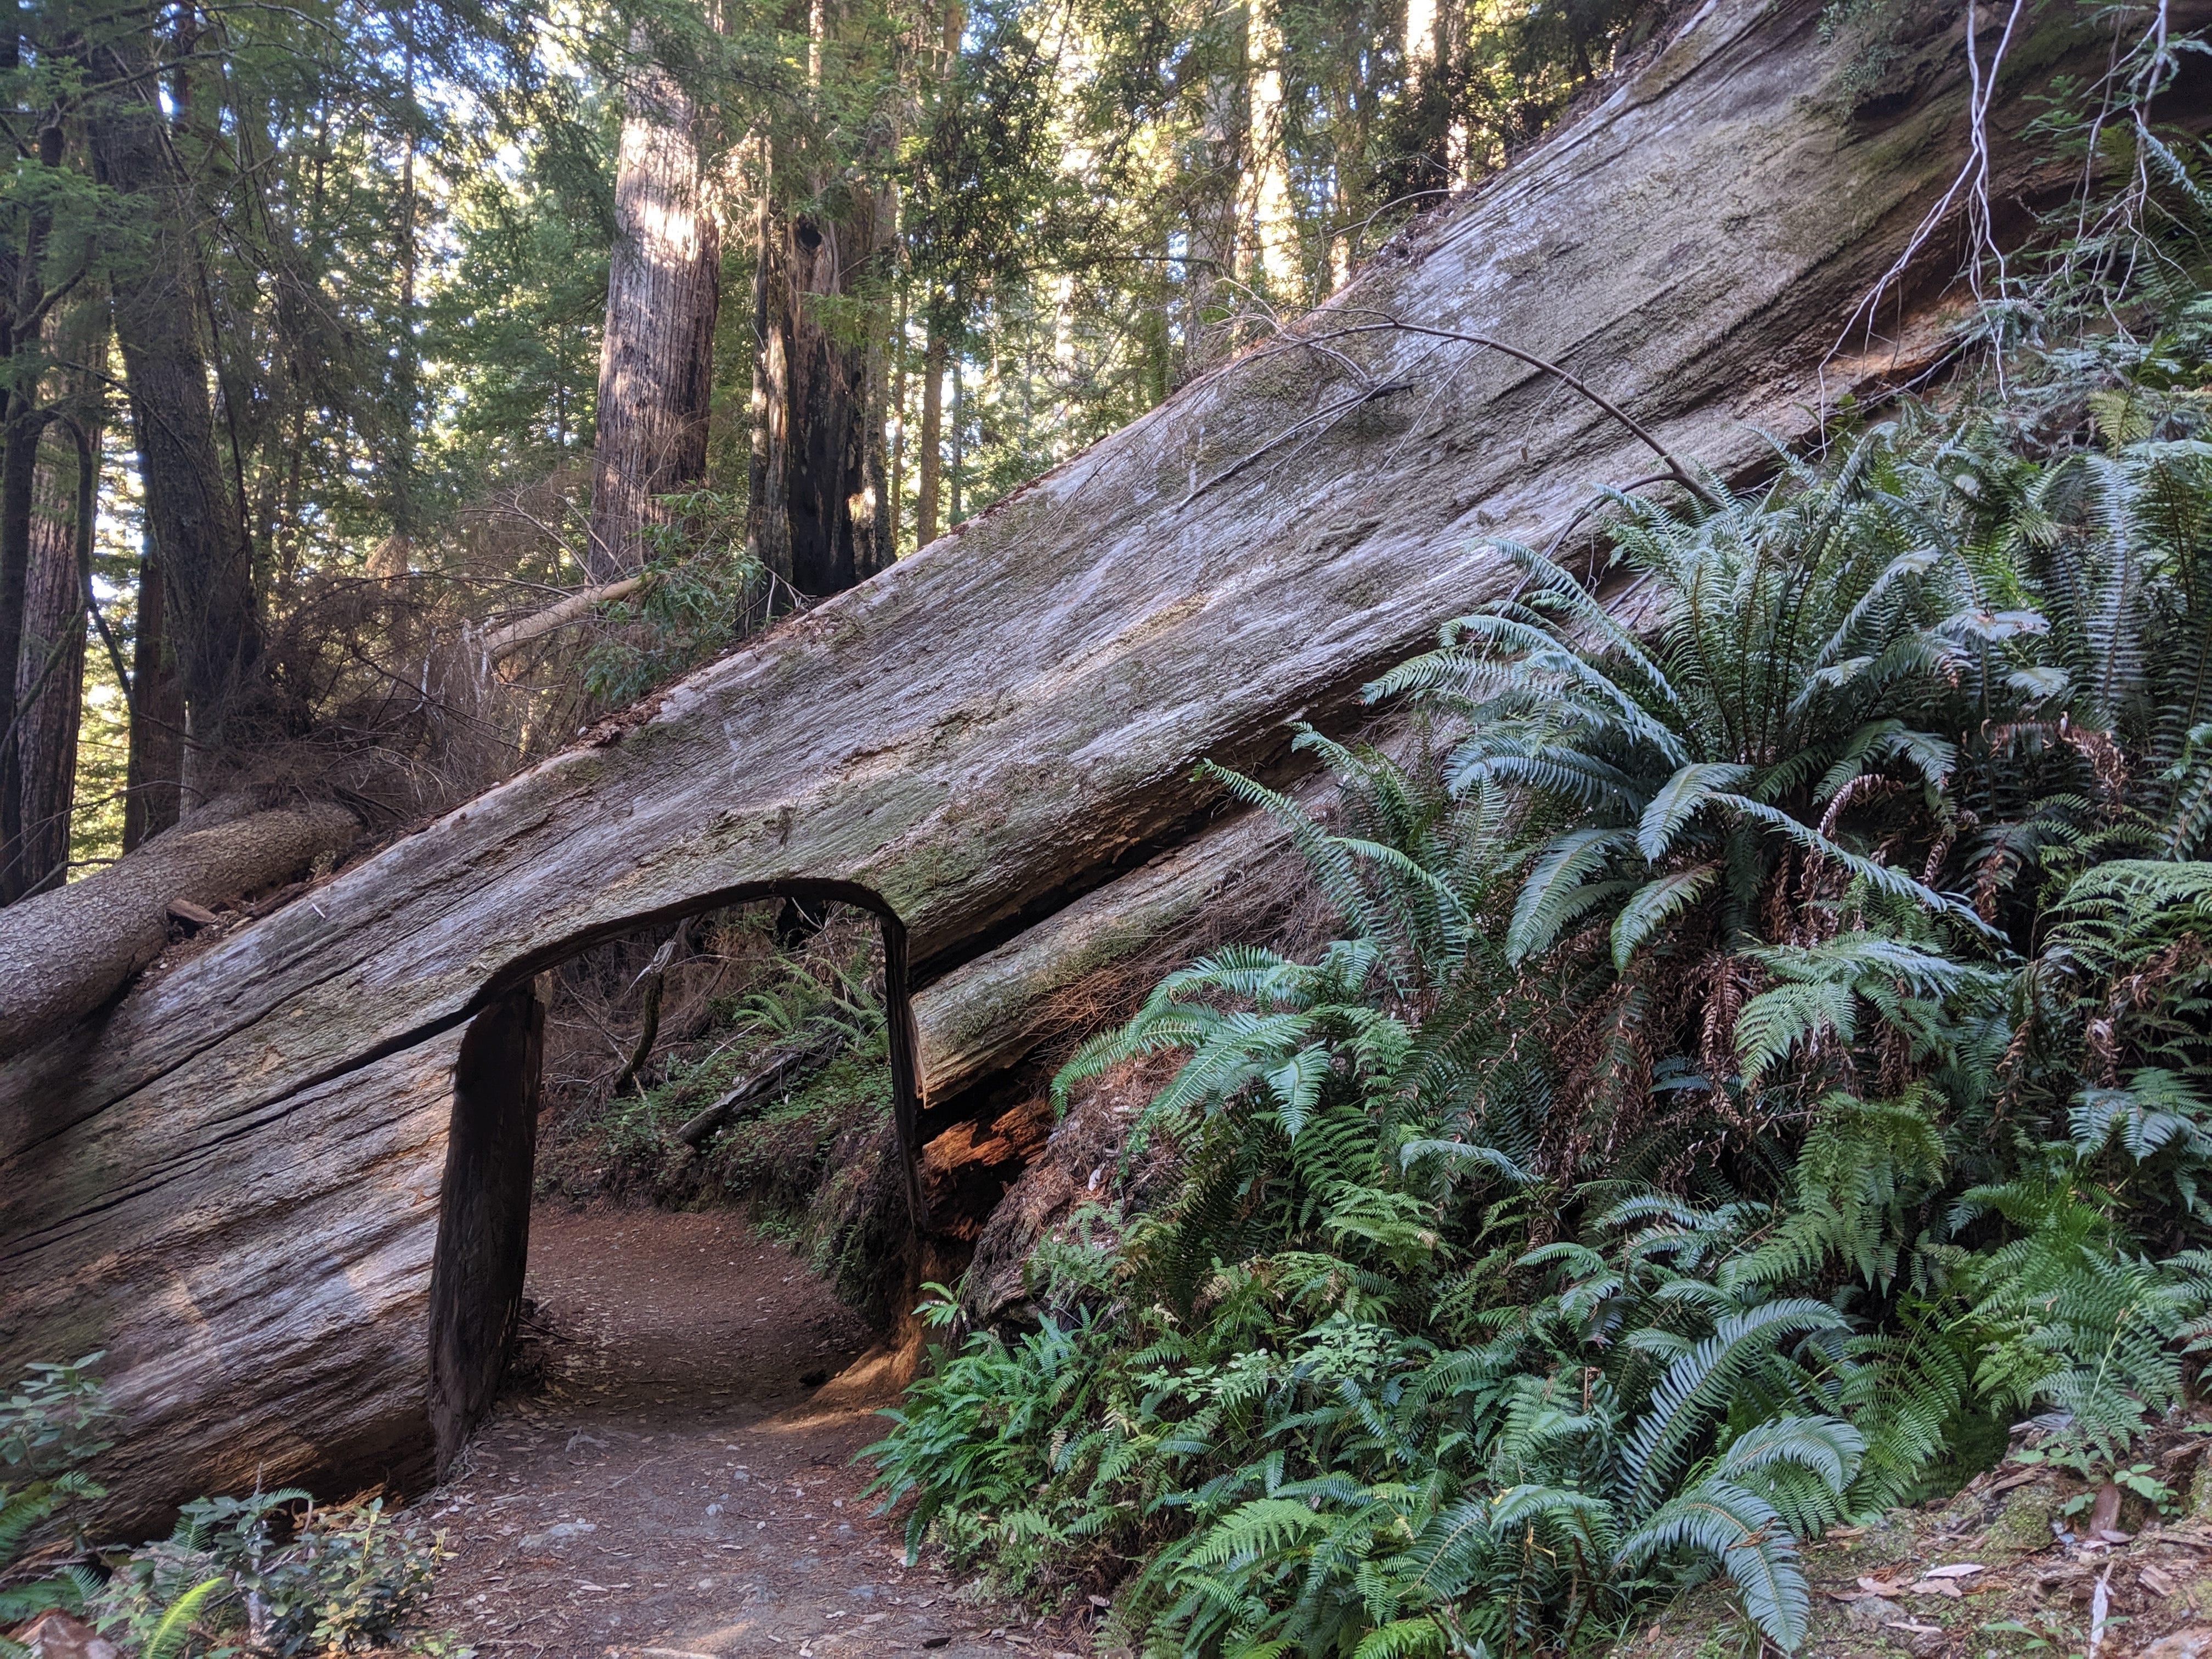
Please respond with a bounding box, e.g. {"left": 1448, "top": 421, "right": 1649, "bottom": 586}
{"left": 410, "top": 1203, "right": 2212, "bottom": 1659}
{"left": 1625, "top": 1453, "right": 2212, "bottom": 1659}
{"left": 417, "top": 1204, "right": 1099, "bottom": 1659}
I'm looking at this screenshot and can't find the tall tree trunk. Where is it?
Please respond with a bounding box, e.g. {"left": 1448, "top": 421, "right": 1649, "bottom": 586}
{"left": 0, "top": 105, "right": 69, "bottom": 904}
{"left": 916, "top": 327, "right": 944, "bottom": 547}
{"left": 746, "top": 164, "right": 889, "bottom": 594}
{"left": 0, "top": 415, "right": 39, "bottom": 898}
{"left": 391, "top": 8, "right": 420, "bottom": 550}
{"left": 907, "top": 0, "right": 961, "bottom": 554}
{"left": 122, "top": 550, "right": 184, "bottom": 851}
{"left": 586, "top": 35, "right": 721, "bottom": 583}
{"left": 87, "top": 14, "right": 266, "bottom": 791}
{"left": 1187, "top": 65, "right": 1242, "bottom": 364}
{"left": 748, "top": 165, "right": 792, "bottom": 588}
{"left": 1246, "top": 0, "right": 1296, "bottom": 296}
{"left": 947, "top": 357, "right": 962, "bottom": 524}
{"left": 862, "top": 318, "right": 892, "bottom": 577}
{"left": 889, "top": 283, "right": 908, "bottom": 555}
{"left": 11, "top": 300, "right": 108, "bottom": 895}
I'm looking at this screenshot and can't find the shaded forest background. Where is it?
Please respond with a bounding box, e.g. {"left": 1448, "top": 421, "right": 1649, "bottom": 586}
{"left": 0, "top": 0, "right": 1649, "bottom": 898}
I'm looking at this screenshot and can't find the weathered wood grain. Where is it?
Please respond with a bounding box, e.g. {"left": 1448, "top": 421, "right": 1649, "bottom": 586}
{"left": 2, "top": 0, "right": 2162, "bottom": 1518}
{"left": 0, "top": 1031, "right": 459, "bottom": 1531}
{"left": 0, "top": 803, "right": 359, "bottom": 1058}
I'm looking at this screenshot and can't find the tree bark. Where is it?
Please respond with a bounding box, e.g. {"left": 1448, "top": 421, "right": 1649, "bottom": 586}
{"left": 0, "top": 108, "right": 70, "bottom": 895}
{"left": 0, "top": 114, "right": 69, "bottom": 906}
{"left": 1402, "top": 0, "right": 1453, "bottom": 188}
{"left": 916, "top": 326, "right": 945, "bottom": 546}
{"left": 947, "top": 359, "right": 962, "bottom": 522}
{"left": 121, "top": 550, "right": 184, "bottom": 850}
{"left": 889, "top": 281, "right": 909, "bottom": 556}
{"left": 86, "top": 14, "right": 267, "bottom": 778}
{"left": 1244, "top": 0, "right": 1296, "bottom": 295}
{"left": 0, "top": 0, "right": 2162, "bottom": 1521}
{"left": 748, "top": 167, "right": 791, "bottom": 585}
{"left": 585, "top": 35, "right": 722, "bottom": 582}
{"left": 474, "top": 577, "right": 646, "bottom": 670}
{"left": 863, "top": 322, "right": 893, "bottom": 577}
{"left": 676, "top": 1026, "right": 847, "bottom": 1147}
{"left": 1187, "top": 65, "right": 1242, "bottom": 363}
{"left": 11, "top": 303, "right": 109, "bottom": 897}
{"left": 0, "top": 413, "right": 41, "bottom": 898}
{"left": 747, "top": 187, "right": 890, "bottom": 595}
{"left": 0, "top": 800, "right": 356, "bottom": 1056}
{"left": 907, "top": 0, "right": 962, "bottom": 554}
{"left": 427, "top": 986, "right": 543, "bottom": 1473}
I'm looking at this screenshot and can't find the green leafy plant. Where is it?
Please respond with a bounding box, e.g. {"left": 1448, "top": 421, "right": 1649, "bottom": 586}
{"left": 866, "top": 237, "right": 2212, "bottom": 1656}
{"left": 0, "top": 1356, "right": 109, "bottom": 1640}
{"left": 94, "top": 1489, "right": 445, "bottom": 1656}
{"left": 579, "top": 490, "right": 767, "bottom": 707}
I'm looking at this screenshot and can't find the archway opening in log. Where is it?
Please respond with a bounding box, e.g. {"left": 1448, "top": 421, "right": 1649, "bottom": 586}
{"left": 413, "top": 888, "right": 1066, "bottom": 1651}
{"left": 425, "top": 883, "right": 927, "bottom": 1473}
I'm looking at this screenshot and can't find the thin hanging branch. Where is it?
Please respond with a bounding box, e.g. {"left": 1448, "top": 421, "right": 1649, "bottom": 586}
{"left": 1311, "top": 312, "right": 1720, "bottom": 506}
{"left": 1827, "top": 0, "right": 2026, "bottom": 378}
{"left": 1183, "top": 304, "right": 1720, "bottom": 509}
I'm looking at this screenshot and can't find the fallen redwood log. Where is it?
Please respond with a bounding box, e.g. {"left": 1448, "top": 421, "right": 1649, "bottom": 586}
{"left": 1, "top": 0, "right": 2175, "bottom": 1526}
{"left": 674, "top": 1028, "right": 850, "bottom": 1147}
{"left": 0, "top": 801, "right": 358, "bottom": 1057}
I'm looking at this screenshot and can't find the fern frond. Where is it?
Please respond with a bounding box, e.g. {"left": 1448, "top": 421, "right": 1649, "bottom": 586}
{"left": 1618, "top": 1480, "right": 1809, "bottom": 1652}
{"left": 1508, "top": 828, "right": 1634, "bottom": 962}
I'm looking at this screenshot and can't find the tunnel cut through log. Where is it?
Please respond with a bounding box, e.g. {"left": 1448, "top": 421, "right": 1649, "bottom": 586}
{"left": 424, "top": 887, "right": 926, "bottom": 1476}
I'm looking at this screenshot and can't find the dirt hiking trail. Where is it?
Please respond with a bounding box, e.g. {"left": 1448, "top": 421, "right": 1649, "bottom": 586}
{"left": 420, "top": 1205, "right": 1099, "bottom": 1658}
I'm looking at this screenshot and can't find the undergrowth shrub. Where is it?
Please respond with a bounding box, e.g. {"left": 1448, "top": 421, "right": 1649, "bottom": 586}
{"left": 93, "top": 1489, "right": 444, "bottom": 1657}
{"left": 579, "top": 489, "right": 768, "bottom": 707}
{"left": 1, "top": 1357, "right": 108, "bottom": 1641}
{"left": 868, "top": 226, "right": 2212, "bottom": 1655}
{"left": 0, "top": 1364, "right": 448, "bottom": 1657}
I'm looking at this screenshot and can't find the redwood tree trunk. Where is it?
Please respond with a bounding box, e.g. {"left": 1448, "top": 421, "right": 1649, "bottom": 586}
{"left": 748, "top": 192, "right": 891, "bottom": 595}
{"left": 122, "top": 551, "right": 184, "bottom": 850}
{"left": 0, "top": 410, "right": 41, "bottom": 897}
{"left": 87, "top": 15, "right": 265, "bottom": 781}
{"left": 748, "top": 175, "right": 792, "bottom": 585}
{"left": 915, "top": 325, "right": 945, "bottom": 547}
{"left": 11, "top": 302, "right": 108, "bottom": 895}
{"left": 585, "top": 39, "right": 721, "bottom": 583}
{"left": 0, "top": 116, "right": 66, "bottom": 896}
